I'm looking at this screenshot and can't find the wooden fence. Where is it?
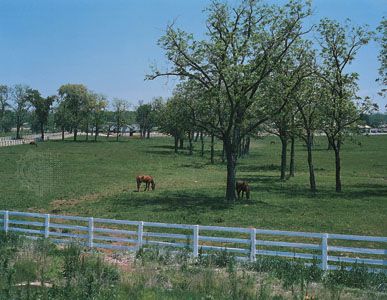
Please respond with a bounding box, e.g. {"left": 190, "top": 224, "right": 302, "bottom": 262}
{"left": 1, "top": 210, "right": 386, "bottom": 272}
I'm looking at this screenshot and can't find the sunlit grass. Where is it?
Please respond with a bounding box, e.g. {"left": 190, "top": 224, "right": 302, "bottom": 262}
{"left": 0, "top": 134, "right": 386, "bottom": 236}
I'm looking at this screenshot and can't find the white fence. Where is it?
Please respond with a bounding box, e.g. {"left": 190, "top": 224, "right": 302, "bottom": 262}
{"left": 0, "top": 132, "right": 71, "bottom": 147}
{"left": 0, "top": 210, "right": 386, "bottom": 272}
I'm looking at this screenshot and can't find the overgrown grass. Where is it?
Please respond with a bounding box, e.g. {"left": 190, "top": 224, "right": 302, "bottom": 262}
{"left": 1, "top": 234, "right": 386, "bottom": 299}
{"left": 0, "top": 135, "right": 386, "bottom": 236}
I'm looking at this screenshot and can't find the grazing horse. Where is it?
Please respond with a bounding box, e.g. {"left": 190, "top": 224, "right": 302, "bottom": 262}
{"left": 29, "top": 141, "right": 37, "bottom": 147}
{"left": 236, "top": 181, "right": 250, "bottom": 200}
{"left": 136, "top": 175, "right": 156, "bottom": 192}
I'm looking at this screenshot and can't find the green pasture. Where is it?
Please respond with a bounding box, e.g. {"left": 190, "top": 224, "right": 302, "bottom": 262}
{"left": 0, "top": 135, "right": 386, "bottom": 236}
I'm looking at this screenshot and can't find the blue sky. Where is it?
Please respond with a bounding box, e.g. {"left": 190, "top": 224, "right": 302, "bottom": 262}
{"left": 0, "top": 0, "right": 385, "bottom": 110}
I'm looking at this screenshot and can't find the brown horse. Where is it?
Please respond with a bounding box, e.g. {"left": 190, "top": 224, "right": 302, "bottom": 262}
{"left": 29, "top": 141, "right": 37, "bottom": 147}
{"left": 236, "top": 181, "right": 250, "bottom": 200}
{"left": 136, "top": 175, "right": 156, "bottom": 192}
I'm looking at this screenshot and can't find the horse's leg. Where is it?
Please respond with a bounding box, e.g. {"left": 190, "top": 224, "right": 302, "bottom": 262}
{"left": 137, "top": 180, "right": 141, "bottom": 192}
{"left": 144, "top": 182, "right": 148, "bottom": 191}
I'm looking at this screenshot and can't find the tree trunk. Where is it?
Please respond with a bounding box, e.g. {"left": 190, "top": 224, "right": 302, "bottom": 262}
{"left": 147, "top": 130, "right": 150, "bottom": 139}
{"left": 334, "top": 143, "right": 342, "bottom": 192}
{"left": 289, "top": 136, "right": 295, "bottom": 177}
{"left": 221, "top": 142, "right": 225, "bottom": 163}
{"left": 95, "top": 126, "right": 99, "bottom": 142}
{"left": 195, "top": 131, "right": 200, "bottom": 142}
{"left": 174, "top": 136, "right": 178, "bottom": 154}
{"left": 179, "top": 138, "right": 184, "bottom": 149}
{"left": 200, "top": 132, "right": 204, "bottom": 157}
{"left": 210, "top": 134, "right": 215, "bottom": 164}
{"left": 224, "top": 142, "right": 237, "bottom": 201}
{"left": 327, "top": 138, "right": 332, "bottom": 150}
{"left": 188, "top": 131, "right": 193, "bottom": 155}
{"left": 61, "top": 127, "right": 65, "bottom": 141}
{"left": 280, "top": 136, "right": 287, "bottom": 180}
{"left": 244, "top": 136, "right": 250, "bottom": 155}
{"left": 306, "top": 134, "right": 316, "bottom": 192}
{"left": 73, "top": 128, "right": 77, "bottom": 141}
{"left": 16, "top": 116, "right": 21, "bottom": 139}
{"left": 86, "top": 123, "right": 89, "bottom": 141}
{"left": 40, "top": 123, "right": 45, "bottom": 141}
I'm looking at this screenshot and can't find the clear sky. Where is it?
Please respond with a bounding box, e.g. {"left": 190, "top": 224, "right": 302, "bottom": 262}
{"left": 0, "top": 0, "right": 385, "bottom": 110}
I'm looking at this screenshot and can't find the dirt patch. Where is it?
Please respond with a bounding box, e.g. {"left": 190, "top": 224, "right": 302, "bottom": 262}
{"left": 49, "top": 188, "right": 121, "bottom": 212}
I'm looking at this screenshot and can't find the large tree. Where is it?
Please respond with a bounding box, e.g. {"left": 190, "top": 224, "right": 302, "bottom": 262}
{"left": 58, "top": 84, "right": 89, "bottom": 141}
{"left": 27, "top": 89, "right": 55, "bottom": 140}
{"left": 148, "top": 0, "right": 312, "bottom": 201}
{"left": 316, "top": 19, "right": 374, "bottom": 192}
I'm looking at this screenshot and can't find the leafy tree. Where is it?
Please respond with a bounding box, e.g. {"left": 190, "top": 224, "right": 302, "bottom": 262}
{"left": 58, "top": 84, "right": 89, "bottom": 141}
{"left": 90, "top": 93, "right": 108, "bottom": 141}
{"left": 0, "top": 85, "right": 10, "bottom": 132}
{"left": 316, "top": 19, "right": 374, "bottom": 192}
{"left": 54, "top": 101, "right": 71, "bottom": 140}
{"left": 157, "top": 95, "right": 191, "bottom": 153}
{"left": 136, "top": 102, "right": 152, "bottom": 138}
{"left": 27, "top": 89, "right": 55, "bottom": 140}
{"left": 113, "top": 99, "right": 129, "bottom": 141}
{"left": 261, "top": 46, "right": 310, "bottom": 180}
{"left": 148, "top": 0, "right": 312, "bottom": 200}
{"left": 376, "top": 17, "right": 387, "bottom": 98}
{"left": 294, "top": 73, "right": 324, "bottom": 192}
{"left": 10, "top": 84, "right": 30, "bottom": 139}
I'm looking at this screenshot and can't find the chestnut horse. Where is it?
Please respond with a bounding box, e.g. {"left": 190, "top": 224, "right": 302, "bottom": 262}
{"left": 236, "top": 181, "right": 250, "bottom": 200}
{"left": 136, "top": 175, "right": 156, "bottom": 192}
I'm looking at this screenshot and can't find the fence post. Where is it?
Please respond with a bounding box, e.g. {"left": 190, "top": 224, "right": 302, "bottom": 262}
{"left": 44, "top": 214, "right": 50, "bottom": 238}
{"left": 193, "top": 225, "right": 199, "bottom": 258}
{"left": 88, "top": 217, "right": 94, "bottom": 248}
{"left": 250, "top": 228, "right": 256, "bottom": 262}
{"left": 137, "top": 221, "right": 143, "bottom": 250}
{"left": 3, "top": 211, "right": 9, "bottom": 234}
{"left": 321, "top": 233, "right": 328, "bottom": 271}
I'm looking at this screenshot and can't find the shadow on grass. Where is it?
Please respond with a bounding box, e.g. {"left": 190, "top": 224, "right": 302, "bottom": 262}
{"left": 238, "top": 164, "right": 280, "bottom": 172}
{"left": 240, "top": 174, "right": 387, "bottom": 201}
{"left": 112, "top": 190, "right": 233, "bottom": 213}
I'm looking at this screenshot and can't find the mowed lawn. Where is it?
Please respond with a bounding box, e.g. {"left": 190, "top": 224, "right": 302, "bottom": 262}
{"left": 0, "top": 135, "right": 386, "bottom": 237}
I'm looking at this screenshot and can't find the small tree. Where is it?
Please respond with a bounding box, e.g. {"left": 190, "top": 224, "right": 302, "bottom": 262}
{"left": 90, "top": 93, "right": 107, "bottom": 141}
{"left": 113, "top": 99, "right": 128, "bottom": 141}
{"left": 0, "top": 85, "right": 10, "bottom": 132}
{"left": 294, "top": 73, "right": 323, "bottom": 192}
{"left": 11, "top": 84, "right": 30, "bottom": 139}
{"left": 376, "top": 17, "right": 387, "bottom": 98}
{"left": 136, "top": 102, "right": 152, "bottom": 138}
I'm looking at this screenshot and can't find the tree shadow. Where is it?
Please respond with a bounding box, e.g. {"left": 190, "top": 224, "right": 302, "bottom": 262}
{"left": 111, "top": 190, "right": 233, "bottom": 213}
{"left": 238, "top": 164, "right": 280, "bottom": 172}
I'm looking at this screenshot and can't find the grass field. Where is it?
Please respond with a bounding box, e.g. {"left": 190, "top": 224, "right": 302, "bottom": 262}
{"left": 0, "top": 135, "right": 386, "bottom": 237}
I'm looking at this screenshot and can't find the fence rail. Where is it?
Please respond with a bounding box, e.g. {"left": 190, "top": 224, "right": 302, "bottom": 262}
{"left": 1, "top": 210, "right": 386, "bottom": 272}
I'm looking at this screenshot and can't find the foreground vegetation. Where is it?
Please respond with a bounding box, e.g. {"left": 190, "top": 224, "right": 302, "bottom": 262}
{"left": 0, "top": 135, "right": 386, "bottom": 236}
{"left": 0, "top": 233, "right": 386, "bottom": 300}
